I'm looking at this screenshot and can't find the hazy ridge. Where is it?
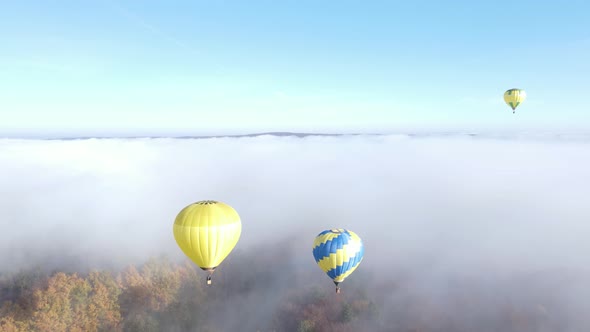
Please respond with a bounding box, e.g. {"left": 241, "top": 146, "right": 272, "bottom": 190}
{"left": 2, "top": 130, "right": 590, "bottom": 143}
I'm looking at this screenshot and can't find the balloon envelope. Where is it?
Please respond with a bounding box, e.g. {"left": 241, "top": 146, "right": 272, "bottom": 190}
{"left": 312, "top": 229, "right": 364, "bottom": 287}
{"left": 173, "top": 200, "right": 241, "bottom": 272}
{"left": 503, "top": 88, "right": 526, "bottom": 112}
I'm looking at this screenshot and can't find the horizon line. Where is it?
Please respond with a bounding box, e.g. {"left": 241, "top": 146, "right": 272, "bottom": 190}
{"left": 2, "top": 130, "right": 590, "bottom": 141}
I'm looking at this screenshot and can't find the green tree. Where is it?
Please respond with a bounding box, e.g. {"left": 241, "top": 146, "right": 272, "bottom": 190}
{"left": 122, "top": 313, "right": 159, "bottom": 332}
{"left": 339, "top": 302, "right": 354, "bottom": 323}
{"left": 297, "top": 319, "right": 316, "bottom": 332}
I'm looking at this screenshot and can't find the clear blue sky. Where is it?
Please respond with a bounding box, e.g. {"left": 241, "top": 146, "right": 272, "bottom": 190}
{"left": 1, "top": 0, "right": 589, "bottom": 136}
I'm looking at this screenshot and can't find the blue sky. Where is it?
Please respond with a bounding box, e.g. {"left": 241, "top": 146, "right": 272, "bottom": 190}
{"left": 1, "top": 0, "right": 589, "bottom": 136}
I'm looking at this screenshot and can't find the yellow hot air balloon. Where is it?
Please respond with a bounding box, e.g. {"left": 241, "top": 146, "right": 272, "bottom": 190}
{"left": 173, "top": 200, "right": 241, "bottom": 285}
{"left": 503, "top": 88, "right": 526, "bottom": 114}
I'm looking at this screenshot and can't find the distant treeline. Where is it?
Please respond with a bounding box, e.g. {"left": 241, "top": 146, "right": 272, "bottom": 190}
{"left": 1, "top": 254, "right": 586, "bottom": 332}
{"left": 0, "top": 257, "right": 378, "bottom": 332}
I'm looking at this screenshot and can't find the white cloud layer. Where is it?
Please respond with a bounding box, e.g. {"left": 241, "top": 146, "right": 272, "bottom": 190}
{"left": 1, "top": 134, "right": 589, "bottom": 276}
{"left": 3, "top": 134, "right": 590, "bottom": 329}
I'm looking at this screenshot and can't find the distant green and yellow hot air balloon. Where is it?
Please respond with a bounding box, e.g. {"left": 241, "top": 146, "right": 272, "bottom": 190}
{"left": 312, "top": 229, "right": 364, "bottom": 293}
{"left": 173, "top": 200, "right": 242, "bottom": 285}
{"left": 504, "top": 88, "right": 526, "bottom": 114}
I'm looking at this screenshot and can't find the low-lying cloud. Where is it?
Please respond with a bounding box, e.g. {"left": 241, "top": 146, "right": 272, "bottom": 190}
{"left": 1, "top": 134, "right": 590, "bottom": 330}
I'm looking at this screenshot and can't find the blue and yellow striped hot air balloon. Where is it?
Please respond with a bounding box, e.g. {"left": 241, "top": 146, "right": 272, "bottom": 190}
{"left": 312, "top": 229, "right": 364, "bottom": 293}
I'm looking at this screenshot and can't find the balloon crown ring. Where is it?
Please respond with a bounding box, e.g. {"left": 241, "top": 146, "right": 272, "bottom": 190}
{"left": 196, "top": 200, "right": 218, "bottom": 205}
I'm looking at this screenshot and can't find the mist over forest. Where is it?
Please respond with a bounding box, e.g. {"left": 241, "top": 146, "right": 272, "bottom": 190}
{"left": 2, "top": 134, "right": 590, "bottom": 331}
